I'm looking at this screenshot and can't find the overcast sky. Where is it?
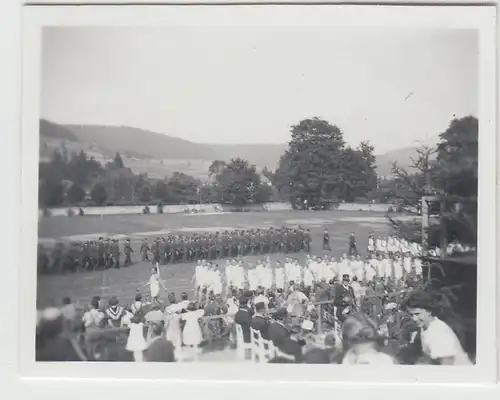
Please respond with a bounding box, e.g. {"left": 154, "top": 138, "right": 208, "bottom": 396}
{"left": 41, "top": 27, "right": 478, "bottom": 153}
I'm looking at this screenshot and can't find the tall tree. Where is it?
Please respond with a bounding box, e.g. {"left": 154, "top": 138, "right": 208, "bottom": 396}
{"left": 90, "top": 183, "right": 108, "bottom": 206}
{"left": 153, "top": 180, "right": 170, "bottom": 201}
{"left": 433, "top": 116, "right": 478, "bottom": 197}
{"left": 165, "top": 172, "right": 200, "bottom": 204}
{"left": 214, "top": 158, "right": 264, "bottom": 206}
{"left": 391, "top": 145, "right": 437, "bottom": 208}
{"left": 275, "top": 118, "right": 345, "bottom": 206}
{"left": 274, "top": 118, "right": 377, "bottom": 206}
{"left": 209, "top": 160, "right": 226, "bottom": 177}
{"left": 388, "top": 116, "right": 478, "bottom": 247}
{"left": 66, "top": 183, "right": 85, "bottom": 204}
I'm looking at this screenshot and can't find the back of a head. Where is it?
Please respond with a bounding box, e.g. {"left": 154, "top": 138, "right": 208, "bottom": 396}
{"left": 254, "top": 302, "right": 266, "bottom": 313}
{"left": 152, "top": 322, "right": 164, "bottom": 336}
{"left": 91, "top": 295, "right": 100, "bottom": 307}
{"left": 62, "top": 297, "right": 71, "bottom": 305}
{"left": 37, "top": 308, "right": 64, "bottom": 340}
{"left": 342, "top": 313, "right": 379, "bottom": 345}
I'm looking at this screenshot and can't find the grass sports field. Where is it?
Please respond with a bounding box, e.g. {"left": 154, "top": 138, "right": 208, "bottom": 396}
{"left": 37, "top": 210, "right": 396, "bottom": 309}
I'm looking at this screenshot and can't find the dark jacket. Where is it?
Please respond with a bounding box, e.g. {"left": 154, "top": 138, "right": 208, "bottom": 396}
{"left": 251, "top": 314, "right": 270, "bottom": 341}
{"left": 234, "top": 308, "right": 253, "bottom": 343}
{"left": 268, "top": 321, "right": 290, "bottom": 350}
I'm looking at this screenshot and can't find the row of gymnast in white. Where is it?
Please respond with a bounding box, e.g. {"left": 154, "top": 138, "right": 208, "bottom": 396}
{"left": 368, "top": 234, "right": 475, "bottom": 257}
{"left": 193, "top": 252, "right": 424, "bottom": 296}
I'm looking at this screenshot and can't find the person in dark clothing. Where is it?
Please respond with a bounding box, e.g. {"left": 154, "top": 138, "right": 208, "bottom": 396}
{"left": 124, "top": 238, "right": 133, "bottom": 266}
{"left": 234, "top": 297, "right": 253, "bottom": 343}
{"left": 268, "top": 308, "right": 290, "bottom": 350}
{"left": 334, "top": 274, "right": 356, "bottom": 322}
{"left": 251, "top": 302, "right": 271, "bottom": 340}
{"left": 280, "top": 324, "right": 307, "bottom": 362}
{"left": 144, "top": 323, "right": 176, "bottom": 362}
{"left": 140, "top": 239, "right": 150, "bottom": 261}
{"left": 36, "top": 308, "right": 84, "bottom": 361}
{"left": 348, "top": 232, "right": 358, "bottom": 256}
{"left": 322, "top": 229, "right": 331, "bottom": 251}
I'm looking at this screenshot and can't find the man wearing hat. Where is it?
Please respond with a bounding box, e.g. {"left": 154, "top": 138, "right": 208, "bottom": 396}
{"left": 268, "top": 308, "right": 290, "bottom": 350}
{"left": 251, "top": 302, "right": 271, "bottom": 340}
{"left": 334, "top": 274, "right": 355, "bottom": 323}
{"left": 234, "top": 297, "right": 253, "bottom": 343}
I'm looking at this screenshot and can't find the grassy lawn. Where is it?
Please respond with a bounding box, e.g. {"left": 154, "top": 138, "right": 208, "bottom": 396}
{"left": 37, "top": 210, "right": 392, "bottom": 308}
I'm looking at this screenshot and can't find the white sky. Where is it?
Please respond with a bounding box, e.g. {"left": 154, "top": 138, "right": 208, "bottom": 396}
{"left": 41, "top": 27, "right": 478, "bottom": 153}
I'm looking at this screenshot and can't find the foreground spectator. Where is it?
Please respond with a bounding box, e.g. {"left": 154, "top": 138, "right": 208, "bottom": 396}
{"left": 60, "top": 297, "right": 77, "bottom": 320}
{"left": 403, "top": 289, "right": 471, "bottom": 365}
{"left": 341, "top": 313, "right": 396, "bottom": 365}
{"left": 181, "top": 302, "right": 205, "bottom": 351}
{"left": 269, "top": 308, "right": 290, "bottom": 350}
{"left": 144, "top": 323, "right": 175, "bottom": 362}
{"left": 36, "top": 308, "right": 84, "bottom": 361}
{"left": 234, "top": 297, "right": 253, "bottom": 343}
{"left": 82, "top": 296, "right": 104, "bottom": 329}
{"left": 105, "top": 297, "right": 125, "bottom": 328}
{"left": 126, "top": 315, "right": 147, "bottom": 362}
{"left": 251, "top": 302, "right": 270, "bottom": 340}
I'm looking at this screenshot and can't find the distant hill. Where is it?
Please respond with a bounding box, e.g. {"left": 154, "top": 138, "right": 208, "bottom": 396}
{"left": 39, "top": 119, "right": 422, "bottom": 180}
{"left": 40, "top": 119, "right": 79, "bottom": 142}
{"left": 375, "top": 146, "right": 422, "bottom": 177}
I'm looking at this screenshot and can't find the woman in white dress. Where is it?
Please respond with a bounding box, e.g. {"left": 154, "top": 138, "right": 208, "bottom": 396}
{"left": 143, "top": 266, "right": 167, "bottom": 304}
{"left": 164, "top": 306, "right": 183, "bottom": 359}
{"left": 404, "top": 289, "right": 472, "bottom": 365}
{"left": 181, "top": 303, "right": 206, "bottom": 357}
{"left": 126, "top": 315, "right": 147, "bottom": 362}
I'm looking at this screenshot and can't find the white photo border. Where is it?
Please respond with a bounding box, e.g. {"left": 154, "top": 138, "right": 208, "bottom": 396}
{"left": 19, "top": 4, "right": 497, "bottom": 384}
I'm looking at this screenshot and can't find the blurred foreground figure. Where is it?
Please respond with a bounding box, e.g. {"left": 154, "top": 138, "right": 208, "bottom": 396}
{"left": 36, "top": 307, "right": 85, "bottom": 361}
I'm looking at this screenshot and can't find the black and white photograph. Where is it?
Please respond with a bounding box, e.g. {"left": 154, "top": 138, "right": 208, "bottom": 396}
{"left": 19, "top": 5, "right": 497, "bottom": 383}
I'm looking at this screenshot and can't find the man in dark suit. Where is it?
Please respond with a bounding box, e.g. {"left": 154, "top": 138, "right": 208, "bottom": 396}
{"left": 234, "top": 297, "right": 253, "bottom": 343}
{"left": 143, "top": 323, "right": 175, "bottom": 362}
{"left": 268, "top": 308, "right": 290, "bottom": 350}
{"left": 334, "top": 274, "right": 355, "bottom": 322}
{"left": 251, "top": 302, "right": 270, "bottom": 340}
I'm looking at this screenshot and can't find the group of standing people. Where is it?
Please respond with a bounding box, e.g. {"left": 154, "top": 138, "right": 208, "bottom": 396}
{"left": 38, "top": 237, "right": 134, "bottom": 273}
{"left": 140, "top": 227, "right": 313, "bottom": 265}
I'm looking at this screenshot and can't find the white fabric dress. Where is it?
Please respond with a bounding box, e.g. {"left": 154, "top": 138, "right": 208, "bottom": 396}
{"left": 126, "top": 322, "right": 147, "bottom": 352}
{"left": 165, "top": 313, "right": 182, "bottom": 351}
{"left": 149, "top": 274, "right": 160, "bottom": 298}
{"left": 181, "top": 309, "right": 205, "bottom": 346}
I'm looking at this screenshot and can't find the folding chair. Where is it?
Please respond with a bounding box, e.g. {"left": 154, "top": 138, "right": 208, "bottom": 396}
{"left": 235, "top": 324, "right": 252, "bottom": 361}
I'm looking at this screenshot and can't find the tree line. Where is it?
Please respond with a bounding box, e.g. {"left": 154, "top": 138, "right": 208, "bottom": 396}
{"left": 39, "top": 114, "right": 477, "bottom": 226}
{"left": 38, "top": 148, "right": 275, "bottom": 208}
{"left": 387, "top": 115, "right": 478, "bottom": 247}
